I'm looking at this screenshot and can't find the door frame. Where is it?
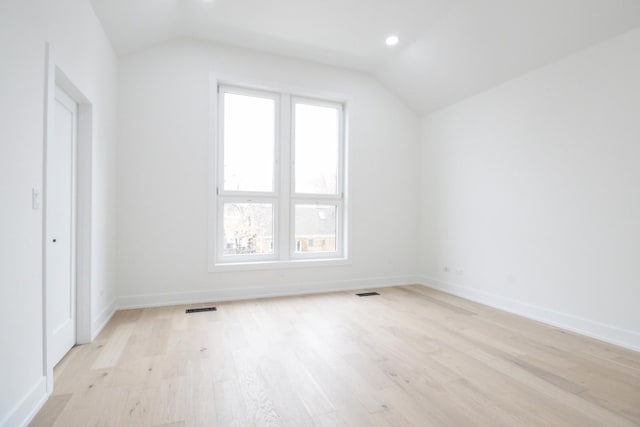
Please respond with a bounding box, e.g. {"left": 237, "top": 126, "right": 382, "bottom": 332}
{"left": 42, "top": 44, "right": 93, "bottom": 393}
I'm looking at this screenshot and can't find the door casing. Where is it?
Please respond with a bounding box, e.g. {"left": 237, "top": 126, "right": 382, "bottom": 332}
{"left": 43, "top": 44, "right": 94, "bottom": 393}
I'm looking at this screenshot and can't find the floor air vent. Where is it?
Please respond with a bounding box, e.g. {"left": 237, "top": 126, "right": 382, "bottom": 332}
{"left": 356, "top": 292, "right": 380, "bottom": 297}
{"left": 185, "top": 307, "right": 217, "bottom": 314}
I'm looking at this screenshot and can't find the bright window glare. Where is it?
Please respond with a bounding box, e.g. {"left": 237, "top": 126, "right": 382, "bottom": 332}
{"left": 294, "top": 103, "right": 339, "bottom": 194}
{"left": 223, "top": 93, "right": 275, "bottom": 192}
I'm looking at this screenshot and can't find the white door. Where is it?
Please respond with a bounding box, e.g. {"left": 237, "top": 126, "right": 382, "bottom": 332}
{"left": 47, "top": 86, "right": 77, "bottom": 366}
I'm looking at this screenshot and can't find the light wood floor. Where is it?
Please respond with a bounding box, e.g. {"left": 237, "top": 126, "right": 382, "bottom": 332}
{"left": 31, "top": 285, "right": 640, "bottom": 426}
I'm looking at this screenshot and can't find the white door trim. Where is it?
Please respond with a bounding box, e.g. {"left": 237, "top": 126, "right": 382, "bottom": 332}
{"left": 42, "top": 44, "right": 93, "bottom": 393}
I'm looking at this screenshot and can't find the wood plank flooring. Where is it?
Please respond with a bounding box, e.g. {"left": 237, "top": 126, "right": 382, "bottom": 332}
{"left": 31, "top": 285, "right": 640, "bottom": 426}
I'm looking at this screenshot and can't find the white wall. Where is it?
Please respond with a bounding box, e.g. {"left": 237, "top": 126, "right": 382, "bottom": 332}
{"left": 117, "top": 39, "right": 419, "bottom": 305}
{"left": 419, "top": 28, "right": 640, "bottom": 350}
{"left": 0, "top": 0, "right": 118, "bottom": 425}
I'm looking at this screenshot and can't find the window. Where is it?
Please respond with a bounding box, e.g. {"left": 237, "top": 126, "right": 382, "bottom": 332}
{"left": 214, "top": 85, "right": 346, "bottom": 266}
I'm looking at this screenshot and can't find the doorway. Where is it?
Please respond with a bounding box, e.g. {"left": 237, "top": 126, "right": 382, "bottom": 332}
{"left": 43, "top": 49, "right": 94, "bottom": 393}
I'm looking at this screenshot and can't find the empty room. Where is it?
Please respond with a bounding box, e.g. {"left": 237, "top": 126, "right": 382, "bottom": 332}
{"left": 2, "top": 0, "right": 640, "bottom": 425}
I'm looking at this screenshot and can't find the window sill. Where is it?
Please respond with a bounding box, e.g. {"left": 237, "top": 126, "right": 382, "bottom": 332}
{"left": 209, "top": 258, "right": 351, "bottom": 273}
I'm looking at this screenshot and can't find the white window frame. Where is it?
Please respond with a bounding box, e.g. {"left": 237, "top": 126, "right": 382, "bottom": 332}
{"left": 290, "top": 96, "right": 345, "bottom": 260}
{"left": 216, "top": 85, "right": 280, "bottom": 263}
{"left": 209, "top": 80, "right": 348, "bottom": 270}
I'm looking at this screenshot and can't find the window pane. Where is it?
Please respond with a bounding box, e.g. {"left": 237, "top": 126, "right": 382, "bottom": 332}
{"left": 294, "top": 103, "right": 339, "bottom": 194}
{"left": 294, "top": 204, "right": 337, "bottom": 253}
{"left": 223, "top": 203, "right": 273, "bottom": 255}
{"left": 223, "top": 92, "right": 275, "bottom": 192}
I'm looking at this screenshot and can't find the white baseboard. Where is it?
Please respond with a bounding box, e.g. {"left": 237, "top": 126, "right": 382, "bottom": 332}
{"left": 418, "top": 276, "right": 640, "bottom": 353}
{"left": 91, "top": 298, "right": 117, "bottom": 340}
{"left": 0, "top": 377, "right": 49, "bottom": 427}
{"left": 117, "top": 275, "right": 419, "bottom": 310}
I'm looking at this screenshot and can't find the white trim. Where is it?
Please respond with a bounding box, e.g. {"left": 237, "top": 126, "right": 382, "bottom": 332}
{"left": 290, "top": 96, "right": 344, "bottom": 198}
{"left": 42, "top": 44, "right": 55, "bottom": 391}
{"left": 342, "top": 102, "right": 351, "bottom": 260}
{"left": 0, "top": 377, "right": 48, "bottom": 427}
{"left": 210, "top": 257, "right": 351, "bottom": 272}
{"left": 418, "top": 277, "right": 640, "bottom": 352}
{"left": 214, "top": 84, "right": 281, "bottom": 264}
{"left": 91, "top": 299, "right": 117, "bottom": 341}
{"left": 209, "top": 77, "right": 349, "bottom": 269}
{"left": 75, "top": 102, "right": 93, "bottom": 345}
{"left": 117, "top": 275, "right": 418, "bottom": 310}
{"left": 278, "top": 94, "right": 292, "bottom": 259}
{"left": 43, "top": 44, "right": 94, "bottom": 396}
{"left": 216, "top": 85, "right": 280, "bottom": 197}
{"left": 289, "top": 97, "right": 345, "bottom": 260}
{"left": 207, "top": 74, "right": 219, "bottom": 271}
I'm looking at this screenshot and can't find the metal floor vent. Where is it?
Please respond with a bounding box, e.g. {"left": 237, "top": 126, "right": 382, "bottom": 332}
{"left": 185, "top": 307, "right": 217, "bottom": 314}
{"left": 356, "top": 292, "right": 380, "bottom": 297}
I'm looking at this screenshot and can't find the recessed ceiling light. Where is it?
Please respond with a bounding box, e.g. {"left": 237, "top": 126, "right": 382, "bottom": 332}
{"left": 385, "top": 35, "right": 399, "bottom": 47}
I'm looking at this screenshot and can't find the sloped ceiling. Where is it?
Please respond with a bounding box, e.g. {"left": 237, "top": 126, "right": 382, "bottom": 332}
{"left": 91, "top": 0, "right": 640, "bottom": 114}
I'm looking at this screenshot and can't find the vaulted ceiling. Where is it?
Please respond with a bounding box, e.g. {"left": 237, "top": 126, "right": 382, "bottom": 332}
{"left": 91, "top": 0, "right": 640, "bottom": 114}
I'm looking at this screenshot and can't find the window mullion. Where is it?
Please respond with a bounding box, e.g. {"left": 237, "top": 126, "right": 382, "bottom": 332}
{"left": 279, "top": 94, "right": 292, "bottom": 260}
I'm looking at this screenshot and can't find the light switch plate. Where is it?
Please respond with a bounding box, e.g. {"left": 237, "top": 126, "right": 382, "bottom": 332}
{"left": 32, "top": 188, "right": 41, "bottom": 210}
